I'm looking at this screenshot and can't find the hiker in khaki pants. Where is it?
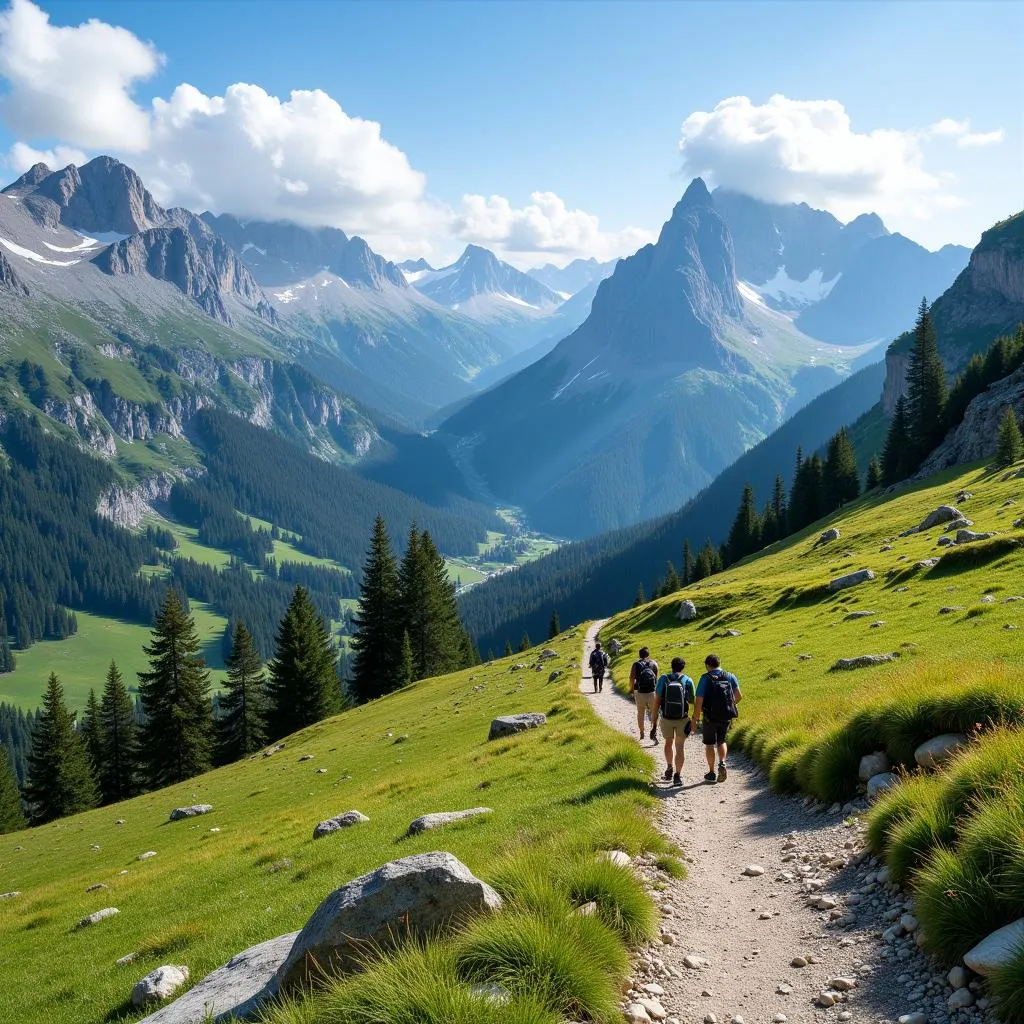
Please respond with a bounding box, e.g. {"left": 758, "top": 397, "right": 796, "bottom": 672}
{"left": 629, "top": 646, "right": 659, "bottom": 742}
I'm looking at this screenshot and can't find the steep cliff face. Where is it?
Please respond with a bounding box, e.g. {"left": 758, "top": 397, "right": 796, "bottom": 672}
{"left": 916, "top": 364, "right": 1024, "bottom": 476}
{"left": 0, "top": 249, "right": 28, "bottom": 296}
{"left": 95, "top": 472, "right": 179, "bottom": 528}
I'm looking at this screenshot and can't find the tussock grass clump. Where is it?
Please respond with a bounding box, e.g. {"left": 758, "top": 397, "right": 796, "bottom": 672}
{"left": 931, "top": 535, "right": 1021, "bottom": 572}
{"left": 866, "top": 775, "right": 937, "bottom": 854}
{"left": 455, "top": 911, "right": 625, "bottom": 1022}
{"left": 769, "top": 747, "right": 803, "bottom": 794}
{"left": 654, "top": 854, "right": 686, "bottom": 880}
{"left": 991, "top": 941, "right": 1024, "bottom": 1024}
{"left": 884, "top": 788, "right": 956, "bottom": 885}
{"left": 262, "top": 940, "right": 560, "bottom": 1024}
{"left": 600, "top": 744, "right": 653, "bottom": 775}
{"left": 557, "top": 858, "right": 657, "bottom": 946}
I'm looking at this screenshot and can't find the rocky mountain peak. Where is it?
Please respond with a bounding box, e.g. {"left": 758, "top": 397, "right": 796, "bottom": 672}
{"left": 333, "top": 236, "right": 408, "bottom": 290}
{"left": 677, "top": 176, "right": 714, "bottom": 209}
{"left": 844, "top": 212, "right": 888, "bottom": 239}
{"left": 1, "top": 162, "right": 52, "bottom": 196}
{"left": 418, "top": 244, "right": 560, "bottom": 309}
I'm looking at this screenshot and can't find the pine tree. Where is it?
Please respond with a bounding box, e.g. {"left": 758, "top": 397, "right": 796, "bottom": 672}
{"left": 396, "top": 524, "right": 430, "bottom": 679}
{"left": 137, "top": 591, "right": 214, "bottom": 789}
{"left": 0, "top": 636, "right": 14, "bottom": 674}
{"left": 633, "top": 583, "right": 646, "bottom": 607}
{"left": 772, "top": 474, "right": 787, "bottom": 536}
{"left": 996, "top": 406, "right": 1024, "bottom": 467}
{"left": 504, "top": 640, "right": 513, "bottom": 658}
{"left": 663, "top": 562, "right": 681, "bottom": 594}
{"left": 265, "top": 586, "right": 340, "bottom": 737}
{"left": 486, "top": 649, "right": 495, "bottom": 662}
{"left": 399, "top": 630, "right": 415, "bottom": 689}
{"left": 217, "top": 622, "right": 267, "bottom": 763}
{"left": 905, "top": 298, "right": 949, "bottom": 467}
{"left": 866, "top": 456, "right": 883, "bottom": 491}
{"left": 882, "top": 394, "right": 911, "bottom": 485}
{"left": 519, "top": 632, "right": 532, "bottom": 652}
{"left": 726, "top": 483, "right": 760, "bottom": 563}
{"left": 0, "top": 744, "right": 25, "bottom": 833}
{"left": 420, "top": 532, "right": 469, "bottom": 677}
{"left": 24, "top": 673, "right": 98, "bottom": 824}
{"left": 350, "top": 516, "right": 401, "bottom": 702}
{"left": 692, "top": 539, "right": 722, "bottom": 582}
{"left": 81, "top": 687, "right": 104, "bottom": 777}
{"left": 99, "top": 660, "right": 137, "bottom": 804}
{"left": 548, "top": 609, "right": 560, "bottom": 639}
{"left": 682, "top": 539, "right": 694, "bottom": 586}
{"left": 824, "top": 427, "right": 860, "bottom": 510}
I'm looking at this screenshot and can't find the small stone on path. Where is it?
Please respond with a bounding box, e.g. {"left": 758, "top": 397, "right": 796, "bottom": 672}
{"left": 742, "top": 864, "right": 764, "bottom": 877}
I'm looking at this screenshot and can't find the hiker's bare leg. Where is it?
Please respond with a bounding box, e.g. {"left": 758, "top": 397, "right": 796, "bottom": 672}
{"left": 674, "top": 738, "right": 685, "bottom": 773}
{"left": 663, "top": 736, "right": 673, "bottom": 769}
{"left": 718, "top": 741, "right": 728, "bottom": 764}
{"left": 705, "top": 743, "right": 716, "bottom": 772}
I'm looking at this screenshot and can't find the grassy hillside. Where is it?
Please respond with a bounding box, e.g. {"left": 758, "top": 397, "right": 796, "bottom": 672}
{"left": 0, "top": 631, "right": 664, "bottom": 1024}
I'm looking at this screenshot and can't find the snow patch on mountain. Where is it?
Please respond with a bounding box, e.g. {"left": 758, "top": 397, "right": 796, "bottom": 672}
{"left": 0, "top": 235, "right": 82, "bottom": 267}
{"left": 748, "top": 267, "right": 840, "bottom": 308}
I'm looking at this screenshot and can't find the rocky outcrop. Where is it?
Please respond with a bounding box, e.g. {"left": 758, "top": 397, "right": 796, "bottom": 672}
{"left": 916, "top": 365, "right": 1024, "bottom": 476}
{"left": 0, "top": 249, "right": 29, "bottom": 296}
{"left": 275, "top": 852, "right": 502, "bottom": 992}
{"left": 406, "top": 808, "right": 493, "bottom": 835}
{"left": 312, "top": 811, "right": 368, "bottom": 838}
{"left": 169, "top": 804, "right": 213, "bottom": 821}
{"left": 828, "top": 568, "right": 876, "bottom": 592}
{"left": 95, "top": 473, "right": 177, "bottom": 528}
{"left": 488, "top": 713, "right": 547, "bottom": 740}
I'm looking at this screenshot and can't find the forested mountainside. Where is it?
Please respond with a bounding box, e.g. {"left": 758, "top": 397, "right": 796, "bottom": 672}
{"left": 441, "top": 179, "right": 865, "bottom": 539}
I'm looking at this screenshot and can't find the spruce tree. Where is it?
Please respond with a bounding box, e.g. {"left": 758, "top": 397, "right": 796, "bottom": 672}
{"left": 726, "top": 483, "right": 760, "bottom": 563}
{"left": 350, "top": 516, "right": 401, "bottom": 702}
{"left": 420, "top": 532, "right": 468, "bottom": 676}
{"left": 81, "top": 687, "right": 104, "bottom": 777}
{"left": 217, "top": 621, "right": 267, "bottom": 763}
{"left": 996, "top": 406, "right": 1024, "bottom": 467}
{"left": 24, "top": 673, "right": 98, "bottom": 824}
{"left": 882, "top": 394, "right": 911, "bottom": 485}
{"left": 504, "top": 640, "right": 513, "bottom": 658}
{"left": 548, "top": 609, "right": 561, "bottom": 639}
{"left": 772, "top": 474, "right": 787, "bottom": 536}
{"left": 633, "top": 583, "right": 646, "bottom": 607}
{"left": 0, "top": 745, "right": 25, "bottom": 833}
{"left": 682, "top": 540, "right": 694, "bottom": 586}
{"left": 396, "top": 524, "right": 430, "bottom": 680}
{"left": 265, "top": 586, "right": 340, "bottom": 737}
{"left": 399, "top": 630, "right": 415, "bottom": 690}
{"left": 866, "top": 456, "right": 883, "bottom": 491}
{"left": 905, "top": 298, "right": 949, "bottom": 467}
{"left": 138, "top": 591, "right": 214, "bottom": 789}
{"left": 824, "top": 428, "right": 860, "bottom": 510}
{"left": 99, "top": 660, "right": 137, "bottom": 804}
{"left": 0, "top": 636, "right": 14, "bottom": 674}
{"left": 519, "top": 632, "right": 532, "bottom": 652}
{"left": 663, "top": 562, "right": 681, "bottom": 594}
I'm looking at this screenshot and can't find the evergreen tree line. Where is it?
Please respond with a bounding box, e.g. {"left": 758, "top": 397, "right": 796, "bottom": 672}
{"left": 349, "top": 517, "right": 479, "bottom": 703}
{"left": 0, "top": 703, "right": 41, "bottom": 784}
{"left": 4, "top": 582, "right": 348, "bottom": 832}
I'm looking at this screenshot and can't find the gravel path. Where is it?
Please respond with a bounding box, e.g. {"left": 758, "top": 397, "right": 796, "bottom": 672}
{"left": 579, "top": 621, "right": 986, "bottom": 1024}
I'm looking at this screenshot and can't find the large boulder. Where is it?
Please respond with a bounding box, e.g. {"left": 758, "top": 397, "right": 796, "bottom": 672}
{"left": 676, "top": 599, "right": 697, "bottom": 622}
{"left": 818, "top": 527, "right": 841, "bottom": 544}
{"left": 132, "top": 966, "right": 190, "bottom": 1008}
{"left": 858, "top": 751, "right": 891, "bottom": 781}
{"left": 828, "top": 569, "right": 875, "bottom": 593}
{"left": 539, "top": 649, "right": 557, "bottom": 660}
{"left": 955, "top": 529, "right": 996, "bottom": 545}
{"left": 169, "top": 805, "right": 213, "bottom": 821}
{"left": 488, "top": 712, "right": 546, "bottom": 740}
{"left": 830, "top": 653, "right": 899, "bottom": 671}
{"left": 867, "top": 772, "right": 900, "bottom": 800}
{"left": 607, "top": 639, "right": 622, "bottom": 655}
{"left": 904, "top": 505, "right": 963, "bottom": 535}
{"left": 964, "top": 917, "right": 1024, "bottom": 977}
{"left": 406, "top": 808, "right": 492, "bottom": 835}
{"left": 275, "top": 852, "right": 502, "bottom": 992}
{"left": 77, "top": 907, "right": 119, "bottom": 928}
{"left": 313, "top": 811, "right": 369, "bottom": 839}
{"left": 914, "top": 734, "right": 969, "bottom": 769}
{"left": 135, "top": 934, "right": 298, "bottom": 1024}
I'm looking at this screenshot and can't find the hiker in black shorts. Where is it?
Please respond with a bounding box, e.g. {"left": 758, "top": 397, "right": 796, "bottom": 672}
{"left": 629, "top": 647, "right": 659, "bottom": 742}
{"left": 589, "top": 641, "right": 609, "bottom": 692}
{"left": 690, "top": 653, "right": 742, "bottom": 783}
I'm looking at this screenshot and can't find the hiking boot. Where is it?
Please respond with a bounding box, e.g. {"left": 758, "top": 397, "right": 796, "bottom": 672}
{"left": 718, "top": 762, "right": 728, "bottom": 783}
{"left": 704, "top": 771, "right": 717, "bottom": 784}
{"left": 663, "top": 765, "right": 674, "bottom": 781}
{"left": 649, "top": 726, "right": 657, "bottom": 741}
{"left": 673, "top": 773, "right": 682, "bottom": 787}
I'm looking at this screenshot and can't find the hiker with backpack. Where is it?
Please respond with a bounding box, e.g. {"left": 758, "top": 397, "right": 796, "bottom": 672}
{"left": 690, "top": 653, "right": 741, "bottom": 783}
{"left": 589, "top": 641, "right": 609, "bottom": 693}
{"left": 629, "top": 647, "right": 660, "bottom": 742}
{"left": 652, "top": 656, "right": 695, "bottom": 786}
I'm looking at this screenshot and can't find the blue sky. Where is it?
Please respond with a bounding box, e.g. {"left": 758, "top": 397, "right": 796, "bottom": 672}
{"left": 0, "top": 0, "right": 1020, "bottom": 265}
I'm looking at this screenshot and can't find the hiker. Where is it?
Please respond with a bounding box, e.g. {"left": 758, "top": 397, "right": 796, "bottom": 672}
{"left": 629, "top": 646, "right": 660, "bottom": 742}
{"left": 589, "top": 640, "right": 609, "bottom": 692}
{"left": 690, "top": 653, "right": 741, "bottom": 783}
{"left": 652, "top": 656, "right": 694, "bottom": 786}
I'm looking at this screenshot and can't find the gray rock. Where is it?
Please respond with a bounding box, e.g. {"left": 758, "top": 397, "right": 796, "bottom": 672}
{"left": 845, "top": 610, "right": 877, "bottom": 620}
{"left": 539, "top": 649, "right": 557, "bottom": 659}
{"left": 677, "top": 599, "right": 698, "bottom": 621}
{"left": 1015, "top": 517, "right": 1024, "bottom": 529}
{"left": 742, "top": 864, "right": 765, "bottom": 877}
{"left": 818, "top": 527, "right": 841, "bottom": 544}
{"left": 607, "top": 639, "right": 622, "bottom": 655}
{"left": 947, "top": 966, "right": 969, "bottom": 989}
{"left": 275, "top": 852, "right": 501, "bottom": 992}
{"left": 77, "top": 907, "right": 119, "bottom": 928}
{"left": 898, "top": 1013, "right": 928, "bottom": 1024}
{"left": 262, "top": 744, "right": 284, "bottom": 758}
{"left": 943, "top": 517, "right": 974, "bottom": 532}
{"left": 132, "top": 966, "right": 190, "bottom": 1008}
{"left": 830, "top": 653, "right": 899, "bottom": 671}
{"left": 547, "top": 670, "right": 560, "bottom": 682}
{"left": 955, "top": 529, "right": 995, "bottom": 544}
{"left": 313, "top": 811, "right": 369, "bottom": 838}
{"left": 85, "top": 883, "right": 108, "bottom": 893}
{"left": 948, "top": 988, "right": 975, "bottom": 1010}
{"left": 963, "top": 916, "right": 1024, "bottom": 976}
{"left": 937, "top": 536, "right": 955, "bottom": 547}
{"left": 867, "top": 773, "right": 900, "bottom": 800}
{"left": 828, "top": 569, "right": 876, "bottom": 593}
{"left": 599, "top": 849, "right": 632, "bottom": 868}
{"left": 0, "top": 891, "right": 21, "bottom": 899}
{"left": 487, "top": 712, "right": 546, "bottom": 740}
{"left": 914, "top": 505, "right": 963, "bottom": 533}
{"left": 938, "top": 606, "right": 963, "bottom": 615}
{"left": 134, "top": 933, "right": 298, "bottom": 1024}
{"left": 298, "top": 754, "right": 313, "bottom": 762}
{"left": 915, "top": 733, "right": 969, "bottom": 768}
{"left": 138, "top": 851, "right": 157, "bottom": 861}
{"left": 406, "top": 808, "right": 492, "bottom": 835}
{"left": 117, "top": 952, "right": 139, "bottom": 966}
{"left": 169, "top": 804, "right": 213, "bottom": 821}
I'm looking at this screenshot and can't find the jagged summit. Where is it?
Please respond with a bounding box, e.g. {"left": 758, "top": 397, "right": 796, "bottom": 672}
{"left": 417, "top": 244, "right": 560, "bottom": 309}
{"left": 1, "top": 162, "right": 52, "bottom": 196}
{"left": 678, "top": 176, "right": 713, "bottom": 207}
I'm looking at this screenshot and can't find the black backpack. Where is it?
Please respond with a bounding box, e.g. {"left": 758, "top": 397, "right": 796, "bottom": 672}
{"left": 590, "top": 650, "right": 607, "bottom": 671}
{"left": 703, "top": 669, "right": 738, "bottom": 721}
{"left": 635, "top": 659, "right": 657, "bottom": 693}
{"left": 662, "top": 674, "right": 689, "bottom": 720}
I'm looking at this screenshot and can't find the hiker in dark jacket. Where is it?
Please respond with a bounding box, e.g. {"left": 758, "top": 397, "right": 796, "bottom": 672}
{"left": 588, "top": 641, "right": 609, "bottom": 692}
{"left": 652, "top": 656, "right": 695, "bottom": 786}
{"left": 690, "top": 653, "right": 741, "bottom": 783}
{"left": 629, "top": 646, "right": 659, "bottom": 742}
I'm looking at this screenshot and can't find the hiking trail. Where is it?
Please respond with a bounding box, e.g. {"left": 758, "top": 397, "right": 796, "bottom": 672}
{"left": 579, "top": 620, "right": 953, "bottom": 1024}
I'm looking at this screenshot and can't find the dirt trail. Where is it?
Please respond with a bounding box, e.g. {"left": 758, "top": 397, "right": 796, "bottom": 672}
{"left": 579, "top": 620, "right": 945, "bottom": 1024}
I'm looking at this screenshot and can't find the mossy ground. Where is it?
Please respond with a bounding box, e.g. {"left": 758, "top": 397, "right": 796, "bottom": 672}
{"left": 0, "top": 630, "right": 662, "bottom": 1024}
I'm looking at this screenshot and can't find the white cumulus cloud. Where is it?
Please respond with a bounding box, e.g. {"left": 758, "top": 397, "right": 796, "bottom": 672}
{"left": 679, "top": 94, "right": 964, "bottom": 222}
{"left": 0, "top": 0, "right": 160, "bottom": 152}
{"left": 455, "top": 191, "right": 653, "bottom": 266}
{"left": 929, "top": 117, "right": 1005, "bottom": 148}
